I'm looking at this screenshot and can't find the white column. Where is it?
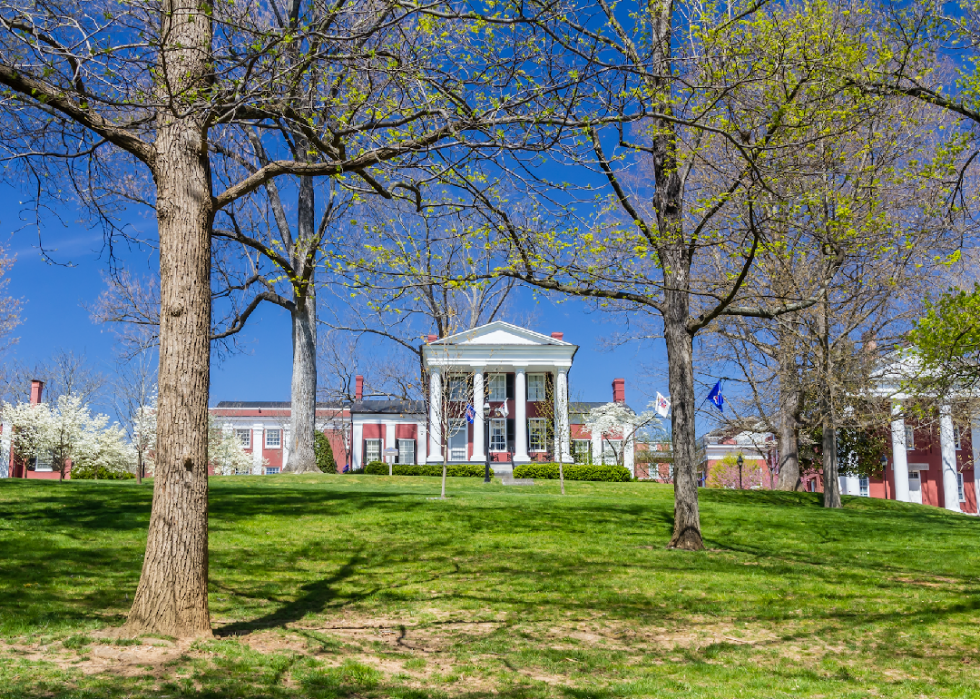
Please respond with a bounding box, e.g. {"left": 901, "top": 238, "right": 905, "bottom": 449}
{"left": 624, "top": 428, "right": 635, "bottom": 476}
{"left": 428, "top": 369, "right": 443, "bottom": 462}
{"left": 252, "top": 423, "right": 264, "bottom": 475}
{"left": 514, "top": 367, "right": 529, "bottom": 462}
{"left": 972, "top": 416, "right": 980, "bottom": 515}
{"left": 891, "top": 403, "right": 910, "bottom": 502}
{"left": 282, "top": 427, "right": 291, "bottom": 468}
{"left": 591, "top": 431, "right": 602, "bottom": 465}
{"left": 417, "top": 420, "right": 427, "bottom": 465}
{"left": 385, "top": 421, "right": 396, "bottom": 465}
{"left": 0, "top": 421, "right": 11, "bottom": 479}
{"left": 352, "top": 419, "right": 364, "bottom": 470}
{"left": 472, "top": 370, "right": 486, "bottom": 461}
{"left": 554, "top": 369, "right": 572, "bottom": 463}
{"left": 940, "top": 403, "right": 961, "bottom": 511}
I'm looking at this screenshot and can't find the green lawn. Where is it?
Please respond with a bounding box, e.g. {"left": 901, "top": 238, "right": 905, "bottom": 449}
{"left": 1, "top": 475, "right": 979, "bottom": 698}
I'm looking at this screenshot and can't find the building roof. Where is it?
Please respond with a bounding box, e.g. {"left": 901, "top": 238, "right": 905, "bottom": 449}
{"left": 351, "top": 399, "right": 425, "bottom": 415}
{"left": 431, "top": 320, "right": 575, "bottom": 347}
{"left": 214, "top": 400, "right": 347, "bottom": 409}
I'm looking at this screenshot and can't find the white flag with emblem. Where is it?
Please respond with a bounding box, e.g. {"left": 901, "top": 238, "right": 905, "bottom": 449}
{"left": 655, "top": 392, "right": 671, "bottom": 418}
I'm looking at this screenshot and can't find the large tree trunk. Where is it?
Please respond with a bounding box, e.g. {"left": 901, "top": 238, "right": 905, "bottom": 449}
{"left": 665, "top": 311, "right": 702, "bottom": 550}
{"left": 284, "top": 291, "right": 318, "bottom": 473}
{"left": 123, "top": 0, "right": 213, "bottom": 638}
{"left": 283, "top": 174, "right": 319, "bottom": 473}
{"left": 819, "top": 289, "right": 841, "bottom": 508}
{"left": 776, "top": 337, "right": 802, "bottom": 491}
{"left": 822, "top": 410, "right": 841, "bottom": 507}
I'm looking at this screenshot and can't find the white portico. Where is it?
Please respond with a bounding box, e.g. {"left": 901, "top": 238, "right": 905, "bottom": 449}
{"left": 422, "top": 321, "right": 578, "bottom": 471}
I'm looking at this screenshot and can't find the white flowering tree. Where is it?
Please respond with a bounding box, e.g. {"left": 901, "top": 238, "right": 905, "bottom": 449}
{"left": 585, "top": 402, "right": 661, "bottom": 468}
{"left": 77, "top": 423, "right": 136, "bottom": 478}
{"left": 132, "top": 403, "right": 157, "bottom": 483}
{"left": 2, "top": 394, "right": 133, "bottom": 480}
{"left": 208, "top": 421, "right": 260, "bottom": 476}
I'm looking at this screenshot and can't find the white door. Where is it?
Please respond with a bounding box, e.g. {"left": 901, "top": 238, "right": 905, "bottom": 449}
{"left": 448, "top": 420, "right": 468, "bottom": 461}
{"left": 908, "top": 471, "right": 922, "bottom": 504}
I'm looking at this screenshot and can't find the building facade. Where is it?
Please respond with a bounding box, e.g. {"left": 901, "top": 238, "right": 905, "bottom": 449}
{"left": 209, "top": 401, "right": 350, "bottom": 474}
{"left": 348, "top": 322, "right": 639, "bottom": 474}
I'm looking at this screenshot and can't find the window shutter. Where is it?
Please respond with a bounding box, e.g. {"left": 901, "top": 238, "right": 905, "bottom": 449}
{"left": 506, "top": 418, "right": 515, "bottom": 453}
{"left": 506, "top": 373, "right": 515, "bottom": 400}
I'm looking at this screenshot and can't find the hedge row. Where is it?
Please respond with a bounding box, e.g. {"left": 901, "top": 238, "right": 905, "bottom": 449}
{"left": 362, "top": 461, "right": 489, "bottom": 478}
{"left": 71, "top": 464, "right": 135, "bottom": 480}
{"left": 512, "top": 463, "right": 631, "bottom": 482}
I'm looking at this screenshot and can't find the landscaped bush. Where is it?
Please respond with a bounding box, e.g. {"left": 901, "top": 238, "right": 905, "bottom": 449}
{"left": 513, "top": 463, "right": 631, "bottom": 482}
{"left": 70, "top": 464, "right": 135, "bottom": 480}
{"left": 363, "top": 462, "right": 488, "bottom": 477}
{"left": 314, "top": 432, "right": 336, "bottom": 473}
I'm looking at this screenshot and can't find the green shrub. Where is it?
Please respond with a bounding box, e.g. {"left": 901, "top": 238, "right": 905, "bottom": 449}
{"left": 363, "top": 462, "right": 488, "bottom": 477}
{"left": 71, "top": 464, "right": 135, "bottom": 480}
{"left": 314, "top": 432, "right": 336, "bottom": 473}
{"left": 512, "top": 463, "right": 631, "bottom": 482}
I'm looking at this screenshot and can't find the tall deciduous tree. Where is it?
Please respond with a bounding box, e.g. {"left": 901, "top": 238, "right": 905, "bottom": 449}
{"left": 0, "top": 0, "right": 610, "bottom": 636}
{"left": 458, "top": 0, "right": 887, "bottom": 546}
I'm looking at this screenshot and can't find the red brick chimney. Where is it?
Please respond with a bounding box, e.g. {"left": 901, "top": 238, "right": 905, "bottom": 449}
{"left": 612, "top": 378, "right": 625, "bottom": 404}
{"left": 30, "top": 379, "right": 44, "bottom": 406}
{"left": 551, "top": 332, "right": 564, "bottom": 341}
{"left": 427, "top": 334, "right": 438, "bottom": 343}
{"left": 355, "top": 375, "right": 364, "bottom": 402}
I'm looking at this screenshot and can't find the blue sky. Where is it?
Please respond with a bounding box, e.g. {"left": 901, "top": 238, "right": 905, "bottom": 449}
{"left": 0, "top": 184, "right": 670, "bottom": 415}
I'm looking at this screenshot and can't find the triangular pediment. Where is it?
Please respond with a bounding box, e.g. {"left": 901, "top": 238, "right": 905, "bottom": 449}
{"left": 433, "top": 321, "right": 572, "bottom": 346}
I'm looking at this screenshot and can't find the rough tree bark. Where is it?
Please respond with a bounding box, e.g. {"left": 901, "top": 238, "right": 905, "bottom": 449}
{"left": 776, "top": 335, "right": 803, "bottom": 491}
{"left": 665, "top": 308, "right": 702, "bottom": 550}
{"left": 819, "top": 289, "right": 842, "bottom": 508}
{"left": 281, "top": 155, "right": 319, "bottom": 473}
{"left": 122, "top": 0, "right": 213, "bottom": 637}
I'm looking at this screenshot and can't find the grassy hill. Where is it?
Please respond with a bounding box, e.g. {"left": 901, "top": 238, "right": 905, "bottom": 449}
{"left": 0, "top": 475, "right": 978, "bottom": 698}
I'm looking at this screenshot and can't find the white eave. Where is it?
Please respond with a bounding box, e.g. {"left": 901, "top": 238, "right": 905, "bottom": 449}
{"left": 422, "top": 321, "right": 578, "bottom": 369}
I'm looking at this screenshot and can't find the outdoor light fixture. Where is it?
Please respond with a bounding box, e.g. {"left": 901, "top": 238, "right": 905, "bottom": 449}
{"left": 881, "top": 454, "right": 888, "bottom": 470}
{"left": 736, "top": 454, "right": 744, "bottom": 490}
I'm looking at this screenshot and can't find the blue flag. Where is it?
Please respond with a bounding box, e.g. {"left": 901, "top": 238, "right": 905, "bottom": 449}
{"left": 707, "top": 381, "right": 724, "bottom": 412}
{"left": 465, "top": 404, "right": 476, "bottom": 424}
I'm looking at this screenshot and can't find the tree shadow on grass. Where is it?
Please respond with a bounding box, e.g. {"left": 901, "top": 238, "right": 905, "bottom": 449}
{"left": 216, "top": 548, "right": 366, "bottom": 636}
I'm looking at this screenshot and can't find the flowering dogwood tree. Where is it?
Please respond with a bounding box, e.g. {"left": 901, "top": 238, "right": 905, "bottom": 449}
{"left": 132, "top": 402, "right": 157, "bottom": 482}
{"left": 2, "top": 395, "right": 132, "bottom": 480}
{"left": 208, "top": 421, "right": 259, "bottom": 476}
{"left": 585, "top": 403, "right": 661, "bottom": 467}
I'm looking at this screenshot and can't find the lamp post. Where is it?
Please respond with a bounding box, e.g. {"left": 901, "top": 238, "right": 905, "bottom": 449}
{"left": 483, "top": 401, "right": 492, "bottom": 483}
{"left": 737, "top": 453, "right": 744, "bottom": 490}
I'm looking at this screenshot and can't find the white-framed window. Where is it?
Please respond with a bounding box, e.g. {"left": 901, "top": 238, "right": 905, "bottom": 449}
{"left": 958, "top": 472, "right": 966, "bottom": 502}
{"left": 397, "top": 439, "right": 415, "bottom": 465}
{"left": 235, "top": 428, "right": 251, "bottom": 448}
{"left": 34, "top": 450, "right": 54, "bottom": 472}
{"left": 448, "top": 376, "right": 468, "bottom": 401}
{"left": 527, "top": 373, "right": 546, "bottom": 402}
{"left": 265, "top": 466, "right": 280, "bottom": 475}
{"left": 905, "top": 426, "right": 915, "bottom": 450}
{"left": 490, "top": 418, "right": 507, "bottom": 452}
{"left": 601, "top": 439, "right": 621, "bottom": 465}
{"left": 528, "top": 418, "right": 548, "bottom": 452}
{"left": 265, "top": 429, "right": 281, "bottom": 448}
{"left": 954, "top": 426, "right": 962, "bottom": 450}
{"left": 573, "top": 439, "right": 591, "bottom": 462}
{"left": 488, "top": 374, "right": 507, "bottom": 402}
{"left": 859, "top": 476, "right": 869, "bottom": 497}
{"left": 364, "top": 439, "right": 382, "bottom": 463}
